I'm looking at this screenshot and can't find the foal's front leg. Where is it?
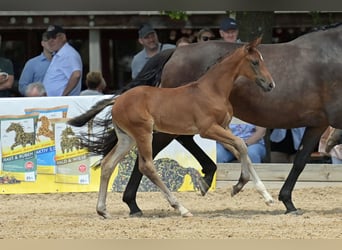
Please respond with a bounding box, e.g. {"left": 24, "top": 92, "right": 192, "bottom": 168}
{"left": 203, "top": 125, "right": 273, "bottom": 205}
{"left": 222, "top": 133, "right": 274, "bottom": 205}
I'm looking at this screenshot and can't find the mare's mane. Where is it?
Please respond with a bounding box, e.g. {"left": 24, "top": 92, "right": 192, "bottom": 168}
{"left": 113, "top": 48, "right": 175, "bottom": 95}
{"left": 309, "top": 22, "right": 342, "bottom": 32}
{"left": 291, "top": 22, "right": 342, "bottom": 44}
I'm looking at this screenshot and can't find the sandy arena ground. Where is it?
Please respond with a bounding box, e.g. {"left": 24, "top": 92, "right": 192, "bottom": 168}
{"left": 0, "top": 186, "right": 341, "bottom": 239}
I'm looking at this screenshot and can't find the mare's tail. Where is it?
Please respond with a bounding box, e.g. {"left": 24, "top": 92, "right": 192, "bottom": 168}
{"left": 113, "top": 48, "right": 175, "bottom": 95}
{"left": 67, "top": 48, "right": 175, "bottom": 157}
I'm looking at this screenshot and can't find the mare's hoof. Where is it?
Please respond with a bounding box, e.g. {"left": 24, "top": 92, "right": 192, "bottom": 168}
{"left": 129, "top": 211, "right": 143, "bottom": 217}
{"left": 97, "top": 210, "right": 111, "bottom": 219}
{"left": 285, "top": 209, "right": 303, "bottom": 216}
{"left": 199, "top": 178, "right": 210, "bottom": 196}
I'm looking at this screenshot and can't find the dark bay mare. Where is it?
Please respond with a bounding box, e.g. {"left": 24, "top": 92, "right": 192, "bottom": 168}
{"left": 72, "top": 23, "right": 342, "bottom": 216}
{"left": 69, "top": 38, "right": 275, "bottom": 218}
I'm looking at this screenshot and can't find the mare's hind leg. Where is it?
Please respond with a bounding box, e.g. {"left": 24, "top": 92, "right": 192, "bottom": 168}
{"left": 136, "top": 135, "right": 192, "bottom": 217}
{"left": 176, "top": 135, "right": 217, "bottom": 196}
{"left": 97, "top": 130, "right": 135, "bottom": 219}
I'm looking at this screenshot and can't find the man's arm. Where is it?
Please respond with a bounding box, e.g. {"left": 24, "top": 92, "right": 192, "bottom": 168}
{"left": 62, "top": 70, "right": 81, "bottom": 96}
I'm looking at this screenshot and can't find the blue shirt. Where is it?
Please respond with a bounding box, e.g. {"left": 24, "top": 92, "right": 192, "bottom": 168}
{"left": 270, "top": 128, "right": 305, "bottom": 150}
{"left": 230, "top": 123, "right": 265, "bottom": 145}
{"left": 131, "top": 43, "right": 175, "bottom": 79}
{"left": 18, "top": 53, "right": 51, "bottom": 96}
{"left": 43, "top": 43, "right": 82, "bottom": 96}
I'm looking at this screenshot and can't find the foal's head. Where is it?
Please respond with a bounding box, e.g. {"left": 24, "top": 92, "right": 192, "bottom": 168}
{"left": 238, "top": 37, "right": 275, "bottom": 92}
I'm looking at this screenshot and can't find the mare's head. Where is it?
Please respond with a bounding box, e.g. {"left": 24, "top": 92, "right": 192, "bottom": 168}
{"left": 238, "top": 37, "right": 275, "bottom": 92}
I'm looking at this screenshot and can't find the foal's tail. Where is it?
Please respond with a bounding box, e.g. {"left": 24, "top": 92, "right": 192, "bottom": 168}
{"left": 68, "top": 97, "right": 115, "bottom": 127}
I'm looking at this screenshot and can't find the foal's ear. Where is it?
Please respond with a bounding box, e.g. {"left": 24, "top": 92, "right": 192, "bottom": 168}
{"left": 245, "top": 36, "right": 262, "bottom": 52}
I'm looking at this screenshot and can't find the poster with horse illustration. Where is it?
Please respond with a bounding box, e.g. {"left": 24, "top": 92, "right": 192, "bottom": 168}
{"left": 24, "top": 105, "right": 69, "bottom": 175}
{"left": 0, "top": 113, "right": 39, "bottom": 182}
{"left": 53, "top": 119, "right": 91, "bottom": 185}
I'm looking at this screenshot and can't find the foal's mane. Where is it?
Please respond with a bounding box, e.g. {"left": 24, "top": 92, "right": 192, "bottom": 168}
{"left": 203, "top": 42, "right": 242, "bottom": 73}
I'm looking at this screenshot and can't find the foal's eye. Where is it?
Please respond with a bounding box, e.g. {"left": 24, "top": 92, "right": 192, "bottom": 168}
{"left": 251, "top": 60, "right": 259, "bottom": 66}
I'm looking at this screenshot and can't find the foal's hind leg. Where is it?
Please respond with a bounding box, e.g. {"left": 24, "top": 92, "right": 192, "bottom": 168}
{"left": 97, "top": 131, "right": 135, "bottom": 219}
{"left": 136, "top": 135, "right": 192, "bottom": 217}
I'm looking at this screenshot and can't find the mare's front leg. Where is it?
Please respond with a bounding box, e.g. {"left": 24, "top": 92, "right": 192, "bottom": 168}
{"left": 176, "top": 135, "right": 217, "bottom": 195}
{"left": 279, "top": 127, "right": 326, "bottom": 214}
{"left": 97, "top": 131, "right": 134, "bottom": 219}
{"left": 122, "top": 133, "right": 177, "bottom": 216}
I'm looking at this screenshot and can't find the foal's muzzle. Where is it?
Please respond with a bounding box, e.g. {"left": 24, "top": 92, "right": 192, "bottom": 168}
{"left": 257, "top": 78, "right": 275, "bottom": 92}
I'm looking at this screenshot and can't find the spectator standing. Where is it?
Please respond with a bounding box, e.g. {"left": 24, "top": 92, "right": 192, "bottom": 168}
{"left": 18, "top": 32, "right": 52, "bottom": 96}
{"left": 80, "top": 71, "right": 106, "bottom": 96}
{"left": 197, "top": 28, "right": 215, "bottom": 42}
{"left": 0, "top": 34, "right": 14, "bottom": 97}
{"left": 219, "top": 17, "right": 241, "bottom": 43}
{"left": 43, "top": 25, "right": 83, "bottom": 96}
{"left": 131, "top": 24, "right": 175, "bottom": 79}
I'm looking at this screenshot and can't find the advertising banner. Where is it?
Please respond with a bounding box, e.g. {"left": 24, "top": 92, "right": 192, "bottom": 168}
{"left": 0, "top": 96, "right": 216, "bottom": 194}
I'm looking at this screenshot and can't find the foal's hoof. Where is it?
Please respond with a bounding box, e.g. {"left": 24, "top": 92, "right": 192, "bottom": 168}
{"left": 182, "top": 211, "right": 193, "bottom": 217}
{"left": 198, "top": 178, "right": 210, "bottom": 196}
{"left": 285, "top": 209, "right": 303, "bottom": 216}
{"left": 231, "top": 185, "right": 242, "bottom": 197}
{"left": 265, "top": 198, "right": 275, "bottom": 206}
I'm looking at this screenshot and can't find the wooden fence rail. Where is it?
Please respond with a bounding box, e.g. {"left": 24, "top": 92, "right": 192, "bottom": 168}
{"left": 216, "top": 163, "right": 342, "bottom": 189}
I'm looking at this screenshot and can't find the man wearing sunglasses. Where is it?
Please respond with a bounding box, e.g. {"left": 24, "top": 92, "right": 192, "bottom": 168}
{"left": 197, "top": 28, "right": 215, "bottom": 42}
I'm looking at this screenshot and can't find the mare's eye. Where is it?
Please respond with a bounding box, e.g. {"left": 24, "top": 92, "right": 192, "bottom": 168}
{"left": 251, "top": 60, "right": 259, "bottom": 66}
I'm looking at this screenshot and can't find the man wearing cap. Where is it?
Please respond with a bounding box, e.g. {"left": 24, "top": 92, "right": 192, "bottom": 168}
{"left": 131, "top": 24, "right": 175, "bottom": 79}
{"left": 219, "top": 17, "right": 241, "bottom": 43}
{"left": 42, "top": 25, "right": 83, "bottom": 96}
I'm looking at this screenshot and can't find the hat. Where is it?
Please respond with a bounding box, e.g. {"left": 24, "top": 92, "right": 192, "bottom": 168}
{"left": 138, "top": 24, "right": 156, "bottom": 38}
{"left": 219, "top": 18, "right": 238, "bottom": 31}
{"left": 46, "top": 25, "right": 65, "bottom": 39}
